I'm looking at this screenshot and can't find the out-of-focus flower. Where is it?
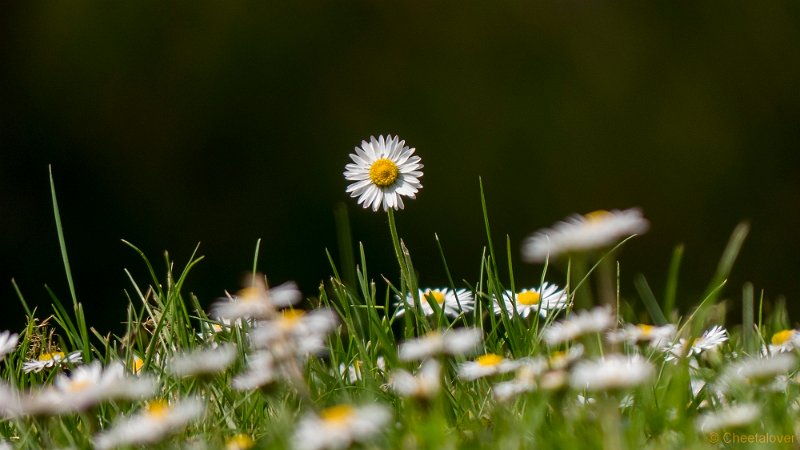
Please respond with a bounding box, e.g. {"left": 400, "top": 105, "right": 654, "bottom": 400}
{"left": 394, "top": 288, "right": 475, "bottom": 318}
{"left": 607, "top": 323, "right": 676, "bottom": 348}
{"left": 22, "top": 350, "right": 82, "bottom": 373}
{"left": 389, "top": 359, "right": 441, "bottom": 399}
{"left": 696, "top": 404, "right": 760, "bottom": 433}
{"left": 211, "top": 278, "right": 302, "bottom": 321}
{"left": 542, "top": 307, "right": 615, "bottom": 346}
{"left": 168, "top": 344, "right": 237, "bottom": 378}
{"left": 522, "top": 208, "right": 649, "bottom": 262}
{"left": 569, "top": 354, "right": 654, "bottom": 391}
{"left": 250, "top": 308, "right": 338, "bottom": 357}
{"left": 718, "top": 353, "right": 797, "bottom": 389}
{"left": 292, "top": 403, "right": 391, "bottom": 450}
{"left": 398, "top": 328, "right": 482, "bottom": 362}
{"left": 232, "top": 352, "right": 277, "bottom": 391}
{"left": 458, "top": 353, "right": 523, "bottom": 381}
{"left": 225, "top": 434, "right": 255, "bottom": 450}
{"left": 344, "top": 135, "right": 423, "bottom": 212}
{"left": 93, "top": 398, "right": 205, "bottom": 450}
{"left": 493, "top": 284, "right": 569, "bottom": 319}
{"left": 0, "top": 331, "right": 19, "bottom": 361}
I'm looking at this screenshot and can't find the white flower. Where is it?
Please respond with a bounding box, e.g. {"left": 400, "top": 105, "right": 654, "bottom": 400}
{"left": 93, "top": 398, "right": 205, "bottom": 450}
{"left": 718, "top": 353, "right": 797, "bottom": 389}
{"left": 339, "top": 356, "right": 386, "bottom": 384}
{"left": 168, "top": 344, "right": 237, "bottom": 378}
{"left": 522, "top": 208, "right": 649, "bottom": 262}
{"left": 398, "top": 328, "right": 482, "bottom": 362}
{"left": 250, "top": 308, "right": 338, "bottom": 357}
{"left": 569, "top": 354, "right": 654, "bottom": 391}
{"left": 546, "top": 345, "right": 585, "bottom": 370}
{"left": 232, "top": 351, "right": 277, "bottom": 391}
{"left": 344, "top": 135, "right": 423, "bottom": 212}
{"left": 542, "top": 307, "right": 615, "bottom": 346}
{"left": 389, "top": 359, "right": 441, "bottom": 399}
{"left": 493, "top": 283, "right": 569, "bottom": 318}
{"left": 0, "top": 383, "right": 24, "bottom": 417}
{"left": 696, "top": 404, "right": 760, "bottom": 433}
{"left": 211, "top": 279, "right": 302, "bottom": 321}
{"left": 292, "top": 404, "right": 391, "bottom": 450}
{"left": 25, "top": 361, "right": 158, "bottom": 414}
{"left": 493, "top": 377, "right": 536, "bottom": 403}
{"left": 394, "top": 288, "right": 475, "bottom": 318}
{"left": 666, "top": 325, "right": 728, "bottom": 361}
{"left": 0, "top": 331, "right": 19, "bottom": 361}
{"left": 607, "top": 323, "right": 676, "bottom": 348}
{"left": 766, "top": 329, "right": 800, "bottom": 354}
{"left": 458, "top": 353, "right": 523, "bottom": 381}
{"left": 22, "top": 350, "right": 82, "bottom": 373}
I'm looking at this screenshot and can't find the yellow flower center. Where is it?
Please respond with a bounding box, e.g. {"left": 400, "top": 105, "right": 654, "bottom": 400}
{"left": 237, "top": 287, "right": 261, "bottom": 303}
{"left": 146, "top": 400, "right": 171, "bottom": 419}
{"left": 226, "top": 434, "right": 255, "bottom": 450}
{"left": 369, "top": 158, "right": 399, "bottom": 187}
{"left": 320, "top": 404, "right": 355, "bottom": 425}
{"left": 67, "top": 379, "right": 93, "bottom": 392}
{"left": 281, "top": 309, "right": 306, "bottom": 328}
{"left": 424, "top": 290, "right": 446, "bottom": 305}
{"left": 39, "top": 351, "right": 64, "bottom": 362}
{"left": 772, "top": 329, "right": 796, "bottom": 346}
{"left": 475, "top": 353, "right": 504, "bottom": 367}
{"left": 517, "top": 291, "right": 540, "bottom": 306}
{"left": 549, "top": 350, "right": 566, "bottom": 366}
{"left": 637, "top": 324, "right": 654, "bottom": 337}
{"left": 131, "top": 356, "right": 145, "bottom": 374}
{"left": 584, "top": 210, "right": 611, "bottom": 223}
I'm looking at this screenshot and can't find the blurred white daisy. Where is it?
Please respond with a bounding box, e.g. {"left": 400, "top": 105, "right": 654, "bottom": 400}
{"left": 22, "top": 350, "right": 82, "bottom": 373}
{"left": 522, "top": 208, "right": 649, "bottom": 262}
{"left": 211, "top": 278, "right": 302, "bottom": 321}
{"left": 0, "top": 383, "right": 24, "bottom": 418}
{"left": 767, "top": 329, "right": 800, "bottom": 353}
{"left": 493, "top": 283, "right": 568, "bottom": 319}
{"left": 168, "top": 344, "right": 237, "bottom": 378}
{"left": 458, "top": 353, "right": 523, "bottom": 381}
{"left": 547, "top": 345, "right": 585, "bottom": 370}
{"left": 665, "top": 325, "right": 728, "bottom": 361}
{"left": 569, "top": 354, "right": 654, "bottom": 391}
{"left": 696, "top": 403, "right": 760, "bottom": 433}
{"left": 607, "top": 323, "right": 676, "bottom": 348}
{"left": 389, "top": 359, "right": 441, "bottom": 399}
{"left": 250, "top": 308, "right": 338, "bottom": 357}
{"left": 93, "top": 398, "right": 205, "bottom": 450}
{"left": 0, "top": 331, "right": 19, "bottom": 361}
{"left": 344, "top": 135, "right": 423, "bottom": 212}
{"left": 542, "top": 306, "right": 615, "bottom": 346}
{"left": 718, "top": 353, "right": 797, "bottom": 389}
{"left": 398, "top": 328, "right": 482, "bottom": 362}
{"left": 339, "top": 356, "right": 386, "bottom": 384}
{"left": 394, "top": 288, "right": 475, "bottom": 318}
{"left": 225, "top": 434, "right": 255, "bottom": 450}
{"left": 25, "top": 361, "right": 158, "bottom": 414}
{"left": 232, "top": 351, "right": 277, "bottom": 391}
{"left": 292, "top": 403, "right": 391, "bottom": 450}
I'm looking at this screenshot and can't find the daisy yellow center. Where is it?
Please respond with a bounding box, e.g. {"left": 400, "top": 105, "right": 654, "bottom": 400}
{"left": 320, "top": 404, "right": 355, "bottom": 425}
{"left": 772, "top": 329, "right": 796, "bottom": 346}
{"left": 238, "top": 287, "right": 261, "bottom": 303}
{"left": 549, "top": 351, "right": 566, "bottom": 365}
{"left": 476, "top": 353, "right": 504, "bottom": 367}
{"left": 281, "top": 309, "right": 306, "bottom": 327}
{"left": 517, "top": 291, "right": 540, "bottom": 306}
{"left": 637, "top": 324, "right": 654, "bottom": 337}
{"left": 424, "top": 290, "right": 446, "bottom": 305}
{"left": 369, "top": 158, "right": 399, "bottom": 187}
{"left": 132, "top": 356, "right": 145, "bottom": 374}
{"left": 67, "top": 378, "right": 93, "bottom": 392}
{"left": 584, "top": 210, "right": 611, "bottom": 223}
{"left": 146, "top": 400, "right": 172, "bottom": 419}
{"left": 39, "top": 351, "right": 64, "bottom": 362}
{"left": 226, "top": 434, "right": 254, "bottom": 450}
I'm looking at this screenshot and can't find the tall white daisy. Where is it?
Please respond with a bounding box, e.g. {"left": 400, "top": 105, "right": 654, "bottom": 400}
{"left": 522, "top": 208, "right": 649, "bottom": 262}
{"left": 93, "top": 398, "right": 205, "bottom": 450}
{"left": 344, "top": 135, "right": 423, "bottom": 212}
{"left": 394, "top": 288, "right": 475, "bottom": 318}
{"left": 542, "top": 306, "right": 615, "bottom": 346}
{"left": 569, "top": 354, "right": 654, "bottom": 391}
{"left": 493, "top": 283, "right": 568, "bottom": 318}
{"left": 292, "top": 403, "right": 391, "bottom": 450}
{"left": 0, "top": 331, "right": 19, "bottom": 361}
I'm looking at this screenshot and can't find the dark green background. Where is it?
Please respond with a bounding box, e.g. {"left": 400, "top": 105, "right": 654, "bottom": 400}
{"left": 2, "top": 2, "right": 800, "bottom": 332}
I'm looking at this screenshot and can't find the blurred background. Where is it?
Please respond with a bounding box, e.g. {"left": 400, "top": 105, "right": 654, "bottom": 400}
{"left": 2, "top": 2, "right": 800, "bottom": 333}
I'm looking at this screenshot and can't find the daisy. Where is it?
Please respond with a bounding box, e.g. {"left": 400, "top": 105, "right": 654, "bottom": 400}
{"left": 398, "top": 328, "right": 482, "bottom": 362}
{"left": 211, "top": 279, "right": 302, "bottom": 321}
{"left": 226, "top": 434, "right": 255, "bottom": 450}
{"left": 607, "top": 323, "right": 676, "bottom": 348}
{"left": 292, "top": 403, "right": 391, "bottom": 450}
{"left": 93, "top": 398, "right": 205, "bottom": 450}
{"left": 767, "top": 329, "right": 800, "bottom": 353}
{"left": 168, "top": 344, "right": 237, "bottom": 378}
{"left": 232, "top": 351, "right": 277, "bottom": 391}
{"left": 343, "top": 135, "right": 423, "bottom": 212}
{"left": 22, "top": 350, "right": 82, "bottom": 373}
{"left": 339, "top": 356, "right": 386, "bottom": 384}
{"left": 547, "top": 345, "right": 585, "bottom": 370}
{"left": 665, "top": 325, "right": 728, "bottom": 361}
{"left": 394, "top": 288, "right": 475, "bottom": 318}
{"left": 250, "top": 308, "right": 338, "bottom": 357}
{"left": 493, "top": 283, "right": 569, "bottom": 318}
{"left": 718, "top": 353, "right": 797, "bottom": 389}
{"left": 0, "top": 383, "right": 24, "bottom": 418}
{"left": 25, "top": 361, "right": 158, "bottom": 414}
{"left": 569, "top": 354, "right": 654, "bottom": 391}
{"left": 522, "top": 208, "right": 649, "bottom": 262}
{"left": 458, "top": 353, "right": 523, "bottom": 381}
{"left": 542, "top": 306, "right": 615, "bottom": 346}
{"left": 389, "top": 359, "right": 441, "bottom": 399}
{"left": 696, "top": 403, "right": 760, "bottom": 433}
{"left": 0, "top": 331, "right": 19, "bottom": 361}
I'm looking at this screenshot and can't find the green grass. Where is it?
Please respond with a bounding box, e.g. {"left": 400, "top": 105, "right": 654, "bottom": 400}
{"left": 0, "top": 177, "right": 797, "bottom": 450}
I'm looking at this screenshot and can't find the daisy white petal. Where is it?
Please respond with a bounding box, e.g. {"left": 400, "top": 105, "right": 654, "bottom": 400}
{"left": 696, "top": 404, "right": 760, "bottom": 433}
{"left": 767, "top": 329, "right": 800, "bottom": 354}
{"left": 607, "top": 323, "right": 676, "bottom": 348}
{"left": 394, "top": 288, "right": 474, "bottom": 318}
{"left": 211, "top": 279, "right": 302, "bottom": 321}
{"left": 458, "top": 353, "right": 523, "bottom": 381}
{"left": 398, "top": 328, "right": 482, "bottom": 362}
{"left": 292, "top": 404, "right": 391, "bottom": 450}
{"left": 718, "top": 353, "right": 797, "bottom": 389}
{"left": 93, "top": 398, "right": 205, "bottom": 450}
{"left": 569, "top": 354, "right": 654, "bottom": 391}
{"left": 0, "top": 331, "right": 19, "bottom": 361}
{"left": 522, "top": 208, "right": 649, "bottom": 262}
{"left": 232, "top": 352, "right": 277, "bottom": 391}
{"left": 168, "top": 344, "right": 237, "bottom": 378}
{"left": 389, "top": 359, "right": 441, "bottom": 399}
{"left": 542, "top": 307, "right": 615, "bottom": 346}
{"left": 22, "top": 350, "right": 82, "bottom": 373}
{"left": 665, "top": 325, "right": 728, "bottom": 361}
{"left": 339, "top": 357, "right": 386, "bottom": 384}
{"left": 343, "top": 135, "right": 423, "bottom": 212}
{"left": 250, "top": 308, "right": 338, "bottom": 356}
